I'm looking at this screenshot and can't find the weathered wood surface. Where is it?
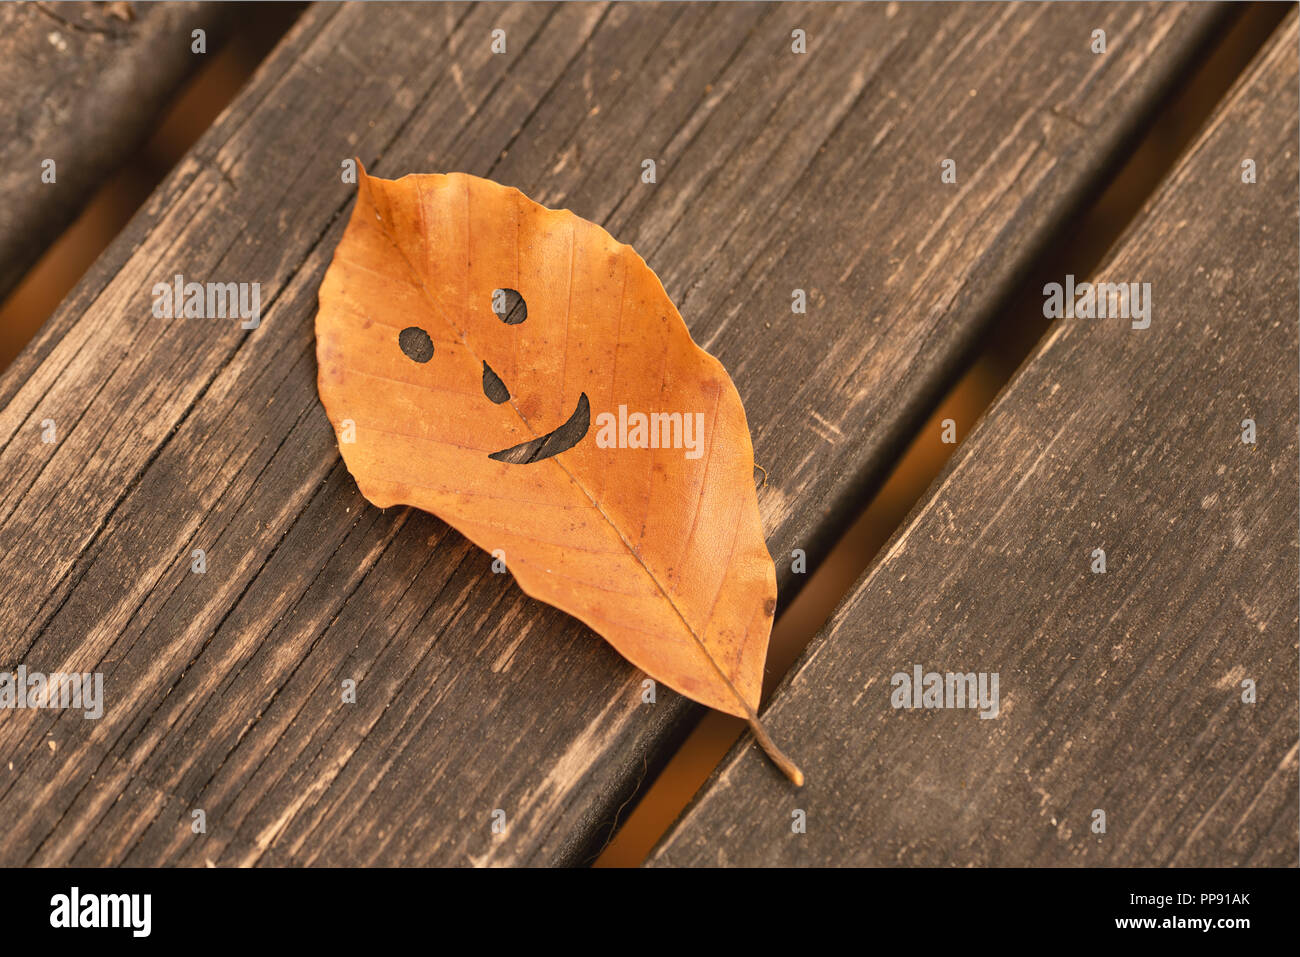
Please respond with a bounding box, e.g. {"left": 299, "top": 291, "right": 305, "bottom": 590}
{"left": 0, "top": 1, "right": 238, "bottom": 302}
{"left": 0, "top": 1, "right": 1229, "bottom": 865}
{"left": 653, "top": 13, "right": 1299, "bottom": 867}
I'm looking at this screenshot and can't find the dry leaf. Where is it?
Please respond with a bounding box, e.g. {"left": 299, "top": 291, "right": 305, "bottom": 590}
{"left": 315, "top": 164, "right": 800, "bottom": 784}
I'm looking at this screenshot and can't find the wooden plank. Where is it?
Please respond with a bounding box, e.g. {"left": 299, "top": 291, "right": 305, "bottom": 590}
{"left": 0, "top": 1, "right": 239, "bottom": 302}
{"left": 652, "top": 13, "right": 1299, "bottom": 867}
{"left": 0, "top": 1, "right": 1229, "bottom": 865}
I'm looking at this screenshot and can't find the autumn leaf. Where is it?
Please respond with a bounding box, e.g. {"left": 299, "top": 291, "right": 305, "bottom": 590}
{"left": 315, "top": 164, "right": 801, "bottom": 784}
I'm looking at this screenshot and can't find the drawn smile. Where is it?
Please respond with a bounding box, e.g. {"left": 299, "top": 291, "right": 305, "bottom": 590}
{"left": 488, "top": 392, "right": 590, "bottom": 464}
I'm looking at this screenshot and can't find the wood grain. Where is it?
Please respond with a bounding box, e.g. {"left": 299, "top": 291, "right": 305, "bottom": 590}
{"left": 652, "top": 13, "right": 1299, "bottom": 867}
{"left": 0, "top": 1, "right": 237, "bottom": 302}
{"left": 0, "top": 2, "right": 1229, "bottom": 865}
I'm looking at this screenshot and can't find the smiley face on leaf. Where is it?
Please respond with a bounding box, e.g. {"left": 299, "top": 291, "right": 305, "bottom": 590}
{"left": 314, "top": 165, "right": 800, "bottom": 784}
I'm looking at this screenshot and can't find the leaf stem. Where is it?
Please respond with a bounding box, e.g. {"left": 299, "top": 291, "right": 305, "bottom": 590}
{"left": 744, "top": 711, "right": 804, "bottom": 786}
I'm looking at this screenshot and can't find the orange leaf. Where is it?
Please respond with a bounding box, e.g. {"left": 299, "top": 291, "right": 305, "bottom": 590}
{"left": 315, "top": 165, "right": 800, "bottom": 784}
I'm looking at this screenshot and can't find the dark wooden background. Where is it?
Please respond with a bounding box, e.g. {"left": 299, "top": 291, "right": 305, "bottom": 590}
{"left": 0, "top": 2, "right": 1294, "bottom": 867}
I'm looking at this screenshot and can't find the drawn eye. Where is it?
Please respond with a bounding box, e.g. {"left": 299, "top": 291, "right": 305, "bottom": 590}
{"left": 491, "top": 288, "right": 527, "bottom": 324}
{"left": 399, "top": 326, "right": 434, "bottom": 363}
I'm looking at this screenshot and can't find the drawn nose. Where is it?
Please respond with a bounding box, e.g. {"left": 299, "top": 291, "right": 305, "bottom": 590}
{"left": 482, "top": 360, "right": 510, "bottom": 404}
